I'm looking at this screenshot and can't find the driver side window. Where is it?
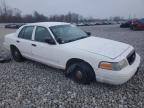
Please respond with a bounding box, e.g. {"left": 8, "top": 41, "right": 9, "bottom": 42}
{"left": 35, "top": 26, "right": 52, "bottom": 43}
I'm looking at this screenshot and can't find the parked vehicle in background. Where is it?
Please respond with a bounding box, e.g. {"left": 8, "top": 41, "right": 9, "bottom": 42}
{"left": 3, "top": 22, "right": 141, "bottom": 85}
{"left": 5, "top": 23, "right": 25, "bottom": 29}
{"left": 120, "top": 20, "right": 132, "bottom": 28}
{"left": 130, "top": 19, "right": 144, "bottom": 30}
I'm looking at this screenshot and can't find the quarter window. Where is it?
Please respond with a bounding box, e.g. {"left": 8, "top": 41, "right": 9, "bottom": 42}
{"left": 18, "top": 26, "right": 34, "bottom": 40}
{"left": 35, "top": 26, "right": 52, "bottom": 42}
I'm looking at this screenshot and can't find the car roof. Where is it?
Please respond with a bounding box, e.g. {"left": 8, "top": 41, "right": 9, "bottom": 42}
{"left": 26, "top": 22, "right": 70, "bottom": 27}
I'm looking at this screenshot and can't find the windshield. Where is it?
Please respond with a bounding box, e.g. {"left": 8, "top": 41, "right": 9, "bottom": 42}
{"left": 50, "top": 25, "right": 89, "bottom": 44}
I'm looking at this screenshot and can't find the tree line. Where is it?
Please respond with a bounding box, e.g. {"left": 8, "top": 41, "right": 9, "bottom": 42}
{"left": 0, "top": 0, "right": 125, "bottom": 23}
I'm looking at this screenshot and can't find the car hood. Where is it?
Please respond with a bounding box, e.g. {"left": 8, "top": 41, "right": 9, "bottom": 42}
{"left": 66, "top": 36, "right": 130, "bottom": 59}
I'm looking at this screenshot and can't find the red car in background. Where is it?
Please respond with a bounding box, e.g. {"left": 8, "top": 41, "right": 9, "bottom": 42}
{"left": 130, "top": 19, "right": 144, "bottom": 30}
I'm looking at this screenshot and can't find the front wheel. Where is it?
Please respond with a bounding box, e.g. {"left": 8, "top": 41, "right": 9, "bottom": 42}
{"left": 66, "top": 62, "right": 95, "bottom": 84}
{"left": 11, "top": 47, "right": 24, "bottom": 62}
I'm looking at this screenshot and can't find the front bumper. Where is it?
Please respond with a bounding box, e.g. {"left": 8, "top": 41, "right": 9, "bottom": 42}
{"left": 96, "top": 53, "right": 141, "bottom": 85}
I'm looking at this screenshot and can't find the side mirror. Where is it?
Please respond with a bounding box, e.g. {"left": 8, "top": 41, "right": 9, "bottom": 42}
{"left": 57, "top": 38, "right": 64, "bottom": 44}
{"left": 86, "top": 32, "right": 91, "bottom": 36}
{"left": 45, "top": 38, "right": 56, "bottom": 45}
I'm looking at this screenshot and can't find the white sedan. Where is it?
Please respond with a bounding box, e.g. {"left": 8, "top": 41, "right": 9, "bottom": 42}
{"left": 3, "top": 22, "right": 141, "bottom": 85}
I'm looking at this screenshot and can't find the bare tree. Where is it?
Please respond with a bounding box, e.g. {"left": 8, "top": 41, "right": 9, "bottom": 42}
{"left": 0, "top": 0, "right": 11, "bottom": 22}
{"left": 33, "top": 11, "right": 47, "bottom": 22}
{"left": 0, "top": 0, "right": 8, "bottom": 16}
{"left": 0, "top": 0, "right": 126, "bottom": 24}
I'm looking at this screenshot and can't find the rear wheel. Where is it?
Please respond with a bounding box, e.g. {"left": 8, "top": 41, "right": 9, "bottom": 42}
{"left": 66, "top": 62, "right": 95, "bottom": 84}
{"left": 11, "top": 46, "right": 24, "bottom": 62}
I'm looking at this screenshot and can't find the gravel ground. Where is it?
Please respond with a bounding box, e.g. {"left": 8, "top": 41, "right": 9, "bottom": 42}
{"left": 0, "top": 25, "right": 144, "bottom": 108}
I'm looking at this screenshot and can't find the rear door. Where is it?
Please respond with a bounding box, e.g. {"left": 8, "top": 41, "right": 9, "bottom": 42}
{"left": 17, "top": 26, "right": 34, "bottom": 58}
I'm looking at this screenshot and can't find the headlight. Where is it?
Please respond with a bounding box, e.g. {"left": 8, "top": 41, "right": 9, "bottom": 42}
{"left": 99, "top": 59, "right": 128, "bottom": 71}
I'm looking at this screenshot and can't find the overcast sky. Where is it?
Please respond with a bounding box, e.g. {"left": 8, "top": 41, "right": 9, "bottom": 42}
{"left": 6, "top": 0, "right": 144, "bottom": 19}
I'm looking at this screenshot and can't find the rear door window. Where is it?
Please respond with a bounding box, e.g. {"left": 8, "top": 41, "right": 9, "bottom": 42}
{"left": 18, "top": 26, "right": 34, "bottom": 40}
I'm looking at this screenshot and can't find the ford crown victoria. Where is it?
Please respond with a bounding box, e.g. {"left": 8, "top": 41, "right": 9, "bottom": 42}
{"left": 3, "top": 22, "right": 141, "bottom": 85}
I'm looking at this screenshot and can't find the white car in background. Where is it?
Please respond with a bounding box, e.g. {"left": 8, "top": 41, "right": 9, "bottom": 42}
{"left": 3, "top": 22, "right": 141, "bottom": 85}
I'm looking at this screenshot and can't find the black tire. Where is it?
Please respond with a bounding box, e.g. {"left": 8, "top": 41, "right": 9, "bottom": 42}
{"left": 66, "top": 62, "right": 95, "bottom": 84}
{"left": 11, "top": 47, "right": 24, "bottom": 62}
{"left": 133, "top": 26, "right": 137, "bottom": 30}
{"left": 130, "top": 25, "right": 137, "bottom": 30}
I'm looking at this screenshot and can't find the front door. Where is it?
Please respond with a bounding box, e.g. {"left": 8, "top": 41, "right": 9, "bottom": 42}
{"left": 31, "top": 26, "right": 60, "bottom": 67}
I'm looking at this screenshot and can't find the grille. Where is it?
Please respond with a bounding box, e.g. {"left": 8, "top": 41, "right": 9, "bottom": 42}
{"left": 127, "top": 50, "right": 136, "bottom": 65}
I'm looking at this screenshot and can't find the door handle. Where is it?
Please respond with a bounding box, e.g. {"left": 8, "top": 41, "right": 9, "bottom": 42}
{"left": 32, "top": 44, "right": 37, "bottom": 47}
{"left": 16, "top": 40, "right": 20, "bottom": 43}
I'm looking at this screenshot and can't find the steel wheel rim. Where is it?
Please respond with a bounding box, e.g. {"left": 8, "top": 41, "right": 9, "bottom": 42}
{"left": 14, "top": 50, "right": 19, "bottom": 57}
{"left": 75, "top": 70, "right": 83, "bottom": 81}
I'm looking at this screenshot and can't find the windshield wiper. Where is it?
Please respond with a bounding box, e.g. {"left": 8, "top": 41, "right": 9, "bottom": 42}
{"left": 64, "top": 35, "right": 90, "bottom": 43}
{"left": 64, "top": 38, "right": 78, "bottom": 43}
